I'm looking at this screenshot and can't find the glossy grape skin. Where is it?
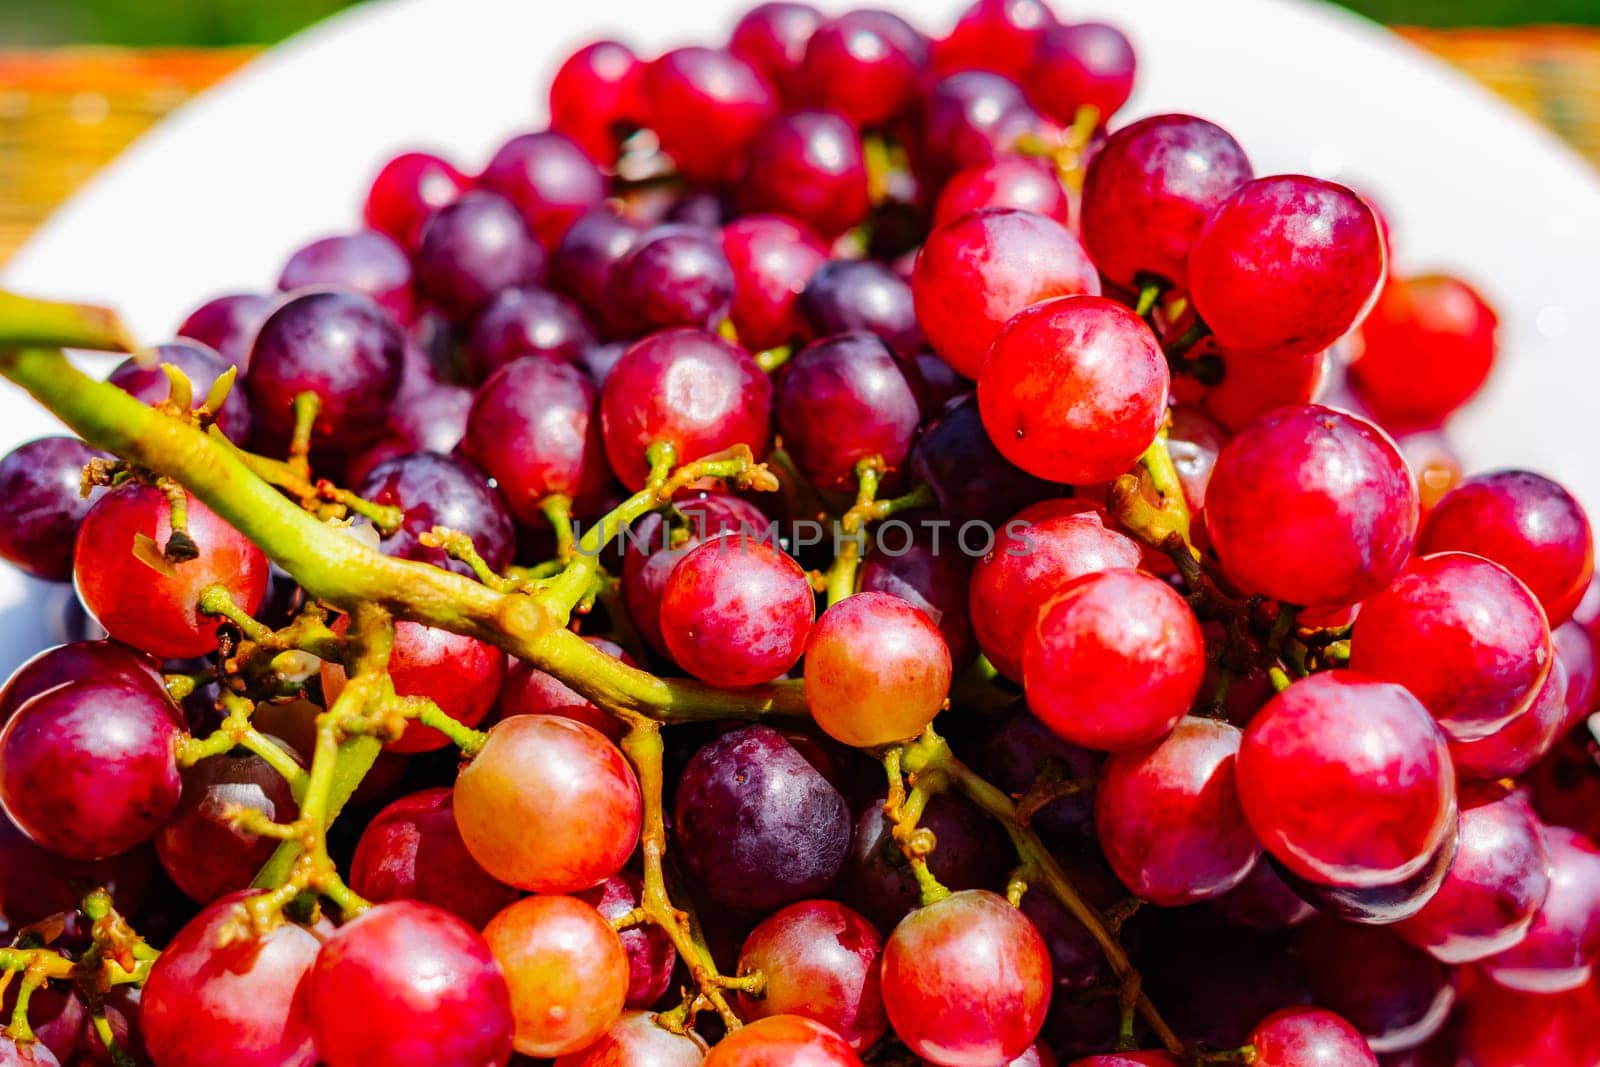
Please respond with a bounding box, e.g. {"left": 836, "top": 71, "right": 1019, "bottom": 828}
{"left": 551, "top": 209, "right": 646, "bottom": 325}
{"left": 480, "top": 130, "right": 606, "bottom": 250}
{"left": 499, "top": 635, "right": 633, "bottom": 741}
{"left": 415, "top": 190, "right": 548, "bottom": 321}
{"left": 155, "top": 751, "right": 298, "bottom": 904}
{"left": 740, "top": 111, "right": 870, "bottom": 239}
{"left": 703, "top": 1015, "right": 862, "bottom": 1066}
{"left": 735, "top": 900, "right": 887, "bottom": 1050}
{"left": 1067, "top": 1055, "right": 1180, "bottom": 1067}
{"left": 1238, "top": 672, "right": 1457, "bottom": 889}
{"left": 805, "top": 591, "right": 951, "bottom": 748}
{"left": 454, "top": 715, "right": 641, "bottom": 893}
{"left": 797, "top": 10, "right": 928, "bottom": 129}
{"left": 1393, "top": 785, "right": 1549, "bottom": 963}
{"left": 674, "top": 725, "right": 851, "bottom": 912}
{"left": 914, "top": 209, "right": 1100, "bottom": 380}
{"left": 978, "top": 296, "right": 1169, "bottom": 484}
{"left": 859, "top": 533, "right": 976, "bottom": 668}
{"left": 308, "top": 900, "right": 513, "bottom": 1067}
{"left": 362, "top": 150, "right": 470, "bottom": 249}
{"left": 720, "top": 214, "right": 827, "bottom": 350}
{"left": 1552, "top": 619, "right": 1599, "bottom": 724}
{"left": 0, "top": 678, "right": 180, "bottom": 861}
{"left": 933, "top": 0, "right": 1057, "bottom": 80}
{"left": 244, "top": 288, "right": 404, "bottom": 447}
{"left": 574, "top": 873, "right": 677, "bottom": 1010}
{"left": 553, "top": 1010, "right": 708, "bottom": 1067}
{"left": 1204, "top": 404, "right": 1418, "bottom": 609}
{"left": 933, "top": 157, "right": 1071, "bottom": 228}
{"left": 642, "top": 48, "right": 777, "bottom": 182}
{"left": 549, "top": 41, "right": 642, "bottom": 166}
{"left": 0, "top": 437, "right": 105, "bottom": 581}
{"left": 1351, "top": 553, "right": 1552, "bottom": 741}
{"left": 881, "top": 889, "right": 1051, "bottom": 1067}
{"left": 846, "top": 787, "right": 1008, "bottom": 930}
{"left": 1349, "top": 274, "right": 1498, "bottom": 429}
{"left": 776, "top": 332, "right": 922, "bottom": 490}
{"left": 484, "top": 895, "right": 629, "bottom": 1057}
{"left": 1446, "top": 649, "right": 1569, "bottom": 780}
{"left": 1210, "top": 858, "right": 1320, "bottom": 930}
{"left": 1200, "top": 346, "right": 1327, "bottom": 433}
{"left": 1294, "top": 920, "right": 1456, "bottom": 1054}
{"left": 599, "top": 329, "right": 772, "bottom": 490}
{"left": 918, "top": 72, "right": 1041, "bottom": 183}
{"left": 909, "top": 395, "right": 1056, "bottom": 527}
{"left": 1081, "top": 114, "right": 1253, "bottom": 289}
{"left": 1478, "top": 825, "right": 1600, "bottom": 993}
{"left": 975, "top": 710, "right": 1104, "bottom": 852}
{"left": 1274, "top": 818, "right": 1459, "bottom": 926}
{"left": 349, "top": 788, "right": 519, "bottom": 928}
{"left": 277, "top": 229, "right": 414, "bottom": 322}
{"left": 610, "top": 224, "right": 736, "bottom": 334}
{"left": 660, "top": 535, "right": 814, "bottom": 687}
{"left": 1248, "top": 1008, "right": 1379, "bottom": 1067}
{"left": 465, "top": 285, "right": 595, "bottom": 380}
{"left": 461, "top": 356, "right": 610, "bottom": 525}
{"left": 1452, "top": 973, "right": 1600, "bottom": 1067}
{"left": 1095, "top": 717, "right": 1258, "bottom": 905}
{"left": 729, "top": 3, "right": 823, "bottom": 97}
{"left": 357, "top": 451, "right": 515, "bottom": 575}
{"left": 176, "top": 291, "right": 271, "bottom": 369}
{"left": 1189, "top": 176, "right": 1385, "bottom": 360}
{"left": 1418, "top": 470, "right": 1594, "bottom": 627}
{"left": 142, "top": 893, "right": 321, "bottom": 1067}
{"left": 1027, "top": 22, "right": 1136, "bottom": 124}
{"left": 1024, "top": 569, "right": 1205, "bottom": 751}
{"left": 797, "top": 259, "right": 923, "bottom": 358}
{"left": 108, "top": 340, "right": 252, "bottom": 440}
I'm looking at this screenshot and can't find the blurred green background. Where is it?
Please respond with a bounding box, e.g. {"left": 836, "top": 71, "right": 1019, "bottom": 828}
{"left": 0, "top": 0, "right": 1595, "bottom": 45}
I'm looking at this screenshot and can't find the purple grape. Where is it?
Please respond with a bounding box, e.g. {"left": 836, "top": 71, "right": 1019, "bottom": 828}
{"left": 740, "top": 110, "right": 870, "bottom": 239}
{"left": 974, "top": 709, "right": 1104, "bottom": 852}
{"left": 414, "top": 190, "right": 547, "bottom": 321}
{"left": 729, "top": 1, "right": 823, "bottom": 98}
{"left": 1293, "top": 919, "right": 1456, "bottom": 1054}
{"left": 277, "top": 230, "right": 415, "bottom": 323}
{"left": 919, "top": 70, "right": 1040, "bottom": 182}
{"left": 0, "top": 979, "right": 83, "bottom": 1064}
{"left": 575, "top": 872, "right": 678, "bottom": 1009}
{"left": 176, "top": 292, "right": 271, "bottom": 370}
{"left": 797, "top": 259, "right": 923, "bottom": 357}
{"left": 478, "top": 130, "right": 606, "bottom": 249}
{"left": 1210, "top": 858, "right": 1320, "bottom": 930}
{"left": 550, "top": 208, "right": 646, "bottom": 326}
{"left": 609, "top": 224, "right": 735, "bottom": 333}
{"left": 465, "top": 285, "right": 595, "bottom": 381}
{"left": 859, "top": 531, "right": 977, "bottom": 668}
{"left": 344, "top": 380, "right": 474, "bottom": 484}
{"left": 775, "top": 331, "right": 922, "bottom": 490}
{"left": 0, "top": 437, "right": 106, "bottom": 581}
{"left": 356, "top": 450, "right": 514, "bottom": 576}
{"left": 108, "top": 339, "right": 252, "bottom": 440}
{"left": 155, "top": 750, "right": 299, "bottom": 905}
{"left": 845, "top": 788, "right": 1008, "bottom": 930}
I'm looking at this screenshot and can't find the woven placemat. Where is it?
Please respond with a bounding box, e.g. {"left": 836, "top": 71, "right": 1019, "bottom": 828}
{"left": 2, "top": 29, "right": 1597, "bottom": 264}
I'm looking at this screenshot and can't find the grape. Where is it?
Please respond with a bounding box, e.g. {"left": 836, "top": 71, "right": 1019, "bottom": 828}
{"left": 362, "top": 150, "right": 469, "bottom": 249}
{"left": 721, "top": 214, "right": 827, "bottom": 351}
{"left": 549, "top": 41, "right": 643, "bottom": 166}
{"left": 642, "top": 48, "right": 777, "bottom": 182}
{"left": 480, "top": 130, "right": 606, "bottom": 249}
{"left": 1293, "top": 919, "right": 1456, "bottom": 1053}
{"left": 1024, "top": 569, "right": 1205, "bottom": 751}
{"left": 277, "top": 230, "right": 415, "bottom": 323}
{"left": 175, "top": 291, "right": 271, "bottom": 369}
{"left": 736, "top": 900, "right": 887, "bottom": 1049}
{"left": 881, "top": 889, "right": 1051, "bottom": 1066}
{"left": 599, "top": 329, "right": 772, "bottom": 490}
{"left": 454, "top": 715, "right": 641, "bottom": 893}
{"left": 349, "top": 787, "right": 519, "bottom": 928}
{"left": 1209, "top": 858, "right": 1319, "bottom": 931}
{"left": 978, "top": 296, "right": 1169, "bottom": 484}
{"left": 1453, "top": 973, "right": 1600, "bottom": 1067}
{"left": 356, "top": 451, "right": 515, "bottom": 575}
{"left": 674, "top": 725, "right": 851, "bottom": 912}
{"left": 499, "top": 635, "right": 633, "bottom": 741}
{"left": 776, "top": 332, "right": 922, "bottom": 490}
{"left": 1201, "top": 346, "right": 1327, "bottom": 433}
{"left": 1237, "top": 672, "right": 1456, "bottom": 890}
{"left": 308, "top": 900, "right": 514, "bottom": 1067}
{"left": 155, "top": 750, "right": 298, "bottom": 904}
{"left": 845, "top": 787, "right": 1008, "bottom": 930}
{"left": 611, "top": 224, "right": 736, "bottom": 334}
{"left": 575, "top": 873, "right": 677, "bottom": 1010}
{"left": 344, "top": 379, "right": 473, "bottom": 484}
{"left": 1272, "top": 820, "right": 1458, "bottom": 926}
{"left": 0, "top": 814, "right": 154, "bottom": 934}
{"left": 1067, "top": 1055, "right": 1180, "bottom": 1067}
{"left": 1552, "top": 619, "right": 1599, "bottom": 725}
{"left": 1, "top": 981, "right": 81, "bottom": 1064}
{"left": 1417, "top": 470, "right": 1594, "bottom": 627}
{"left": 659, "top": 534, "right": 814, "bottom": 687}
{"left": 933, "top": 157, "right": 1071, "bottom": 228}
{"left": 1393, "top": 784, "right": 1549, "bottom": 963}
{"left": 918, "top": 72, "right": 1041, "bottom": 183}
{"left": 1188, "top": 175, "right": 1385, "bottom": 361}
{"left": 72, "top": 985, "right": 146, "bottom": 1067}
{"left": 804, "top": 593, "right": 950, "bottom": 747}
{"left": 109, "top": 340, "right": 252, "bottom": 440}
{"left": 859, "top": 533, "right": 975, "bottom": 668}
{"left": 1204, "top": 404, "right": 1418, "bottom": 608}
{"left": 414, "top": 190, "right": 547, "bottom": 321}
{"left": 1478, "top": 825, "right": 1600, "bottom": 993}
{"left": 974, "top": 710, "right": 1104, "bottom": 852}
{"left": 0, "top": 1036, "right": 58, "bottom": 1067}
{"left": 1019, "top": 882, "right": 1114, "bottom": 996}
{"left": 740, "top": 111, "right": 870, "bottom": 239}
{"left": 729, "top": 3, "right": 823, "bottom": 98}
{"left": 1349, "top": 274, "right": 1498, "bottom": 429}
{"left": 1026, "top": 22, "right": 1135, "bottom": 124}
{"left": 551, "top": 209, "right": 646, "bottom": 326}
{"left": 933, "top": 0, "right": 1058, "bottom": 80}
{"left": 1447, "top": 650, "right": 1569, "bottom": 780}
{"left": 1080, "top": 114, "right": 1253, "bottom": 289}
{"left": 552, "top": 1011, "right": 708, "bottom": 1067}
{"left": 1247, "top": 1007, "right": 1379, "bottom": 1067}
{"left": 702, "top": 1014, "right": 862, "bottom": 1066}
{"left": 465, "top": 285, "right": 595, "bottom": 380}
{"left": 797, "top": 10, "right": 928, "bottom": 129}
{"left": 970, "top": 499, "right": 1143, "bottom": 681}
{"left": 1095, "top": 716, "right": 1258, "bottom": 905}
{"left": 483, "top": 894, "right": 629, "bottom": 1057}
{"left": 1350, "top": 553, "right": 1553, "bottom": 741}
{"left": 797, "top": 259, "right": 924, "bottom": 358}
{"left": 908, "top": 395, "right": 1056, "bottom": 527}
{"left": 244, "top": 288, "right": 404, "bottom": 448}
{"left": 0, "top": 437, "right": 106, "bottom": 582}
{"left": 141, "top": 892, "right": 322, "bottom": 1067}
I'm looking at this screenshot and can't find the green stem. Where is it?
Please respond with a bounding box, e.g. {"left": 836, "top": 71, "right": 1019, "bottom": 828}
{"left": 0, "top": 292, "right": 135, "bottom": 352}
{"left": 825, "top": 459, "right": 883, "bottom": 607}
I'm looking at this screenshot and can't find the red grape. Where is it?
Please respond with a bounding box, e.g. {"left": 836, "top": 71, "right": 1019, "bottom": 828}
{"left": 933, "top": 157, "right": 1071, "bottom": 228}
{"left": 276, "top": 230, "right": 415, "bottom": 323}
{"left": 736, "top": 899, "right": 887, "bottom": 1050}
{"left": 1026, "top": 21, "right": 1135, "bottom": 123}
{"left": 1209, "top": 858, "right": 1319, "bottom": 931}
{"left": 721, "top": 214, "right": 827, "bottom": 350}
{"left": 1067, "top": 1056, "right": 1180, "bottom": 1067}
{"left": 775, "top": 332, "right": 922, "bottom": 490}
{"left": 549, "top": 41, "right": 643, "bottom": 167}
{"left": 1478, "top": 824, "right": 1600, "bottom": 993}
{"left": 414, "top": 190, "right": 547, "bottom": 321}
{"left": 610, "top": 224, "right": 735, "bottom": 333}
{"left": 176, "top": 291, "right": 271, "bottom": 369}
{"left": 1294, "top": 919, "right": 1456, "bottom": 1054}
{"left": 1447, "top": 650, "right": 1569, "bottom": 780}
{"left": 109, "top": 340, "right": 252, "bottom": 440}
{"left": 156, "top": 750, "right": 298, "bottom": 904}
{"left": 1453, "top": 972, "right": 1600, "bottom": 1067}
{"left": 702, "top": 1014, "right": 862, "bottom": 1066}
{"left": 362, "top": 151, "right": 469, "bottom": 249}
{"left": 499, "top": 634, "right": 633, "bottom": 741}
{"left": 0, "top": 815, "right": 154, "bottom": 933}
{"left": 0, "top": 980, "right": 81, "bottom": 1065}
{"left": 356, "top": 450, "right": 514, "bottom": 574}
{"left": 0, "top": 640, "right": 161, "bottom": 725}
{"left": 859, "top": 531, "right": 976, "bottom": 668}
{"left": 918, "top": 72, "right": 1041, "bottom": 183}
{"left": 1349, "top": 274, "right": 1498, "bottom": 429}
{"left": 797, "top": 10, "right": 927, "bottom": 129}
{"left": 1247, "top": 1007, "right": 1379, "bottom": 1067}
{"left": 574, "top": 872, "right": 677, "bottom": 1010}
{"left": 1200, "top": 346, "right": 1326, "bottom": 433}
{"left": 0, "top": 1037, "right": 58, "bottom": 1067}
{"left": 642, "top": 48, "right": 777, "bottom": 182}
{"left": 804, "top": 591, "right": 951, "bottom": 747}
{"left": 551, "top": 208, "right": 646, "bottom": 326}
{"left": 552, "top": 1010, "right": 708, "bottom": 1067}
{"left": 480, "top": 130, "right": 606, "bottom": 250}
{"left": 465, "top": 285, "right": 595, "bottom": 380}
{"left": 740, "top": 111, "right": 870, "bottom": 239}
{"left": 933, "top": 0, "right": 1058, "bottom": 80}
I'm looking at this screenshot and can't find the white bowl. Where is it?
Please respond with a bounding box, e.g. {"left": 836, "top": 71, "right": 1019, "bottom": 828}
{"left": 2, "top": 0, "right": 1598, "bottom": 674}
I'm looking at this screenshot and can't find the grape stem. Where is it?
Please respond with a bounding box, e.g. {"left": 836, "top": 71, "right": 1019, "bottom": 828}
{"left": 881, "top": 748, "right": 952, "bottom": 906}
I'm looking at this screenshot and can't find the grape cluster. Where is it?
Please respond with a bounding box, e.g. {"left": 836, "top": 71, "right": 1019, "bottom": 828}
{"left": 0, "top": 1, "right": 1596, "bottom": 1065}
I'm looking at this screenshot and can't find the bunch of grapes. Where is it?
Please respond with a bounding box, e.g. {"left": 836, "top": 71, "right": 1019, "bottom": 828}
{"left": 0, "top": 1, "right": 1595, "bottom": 1065}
